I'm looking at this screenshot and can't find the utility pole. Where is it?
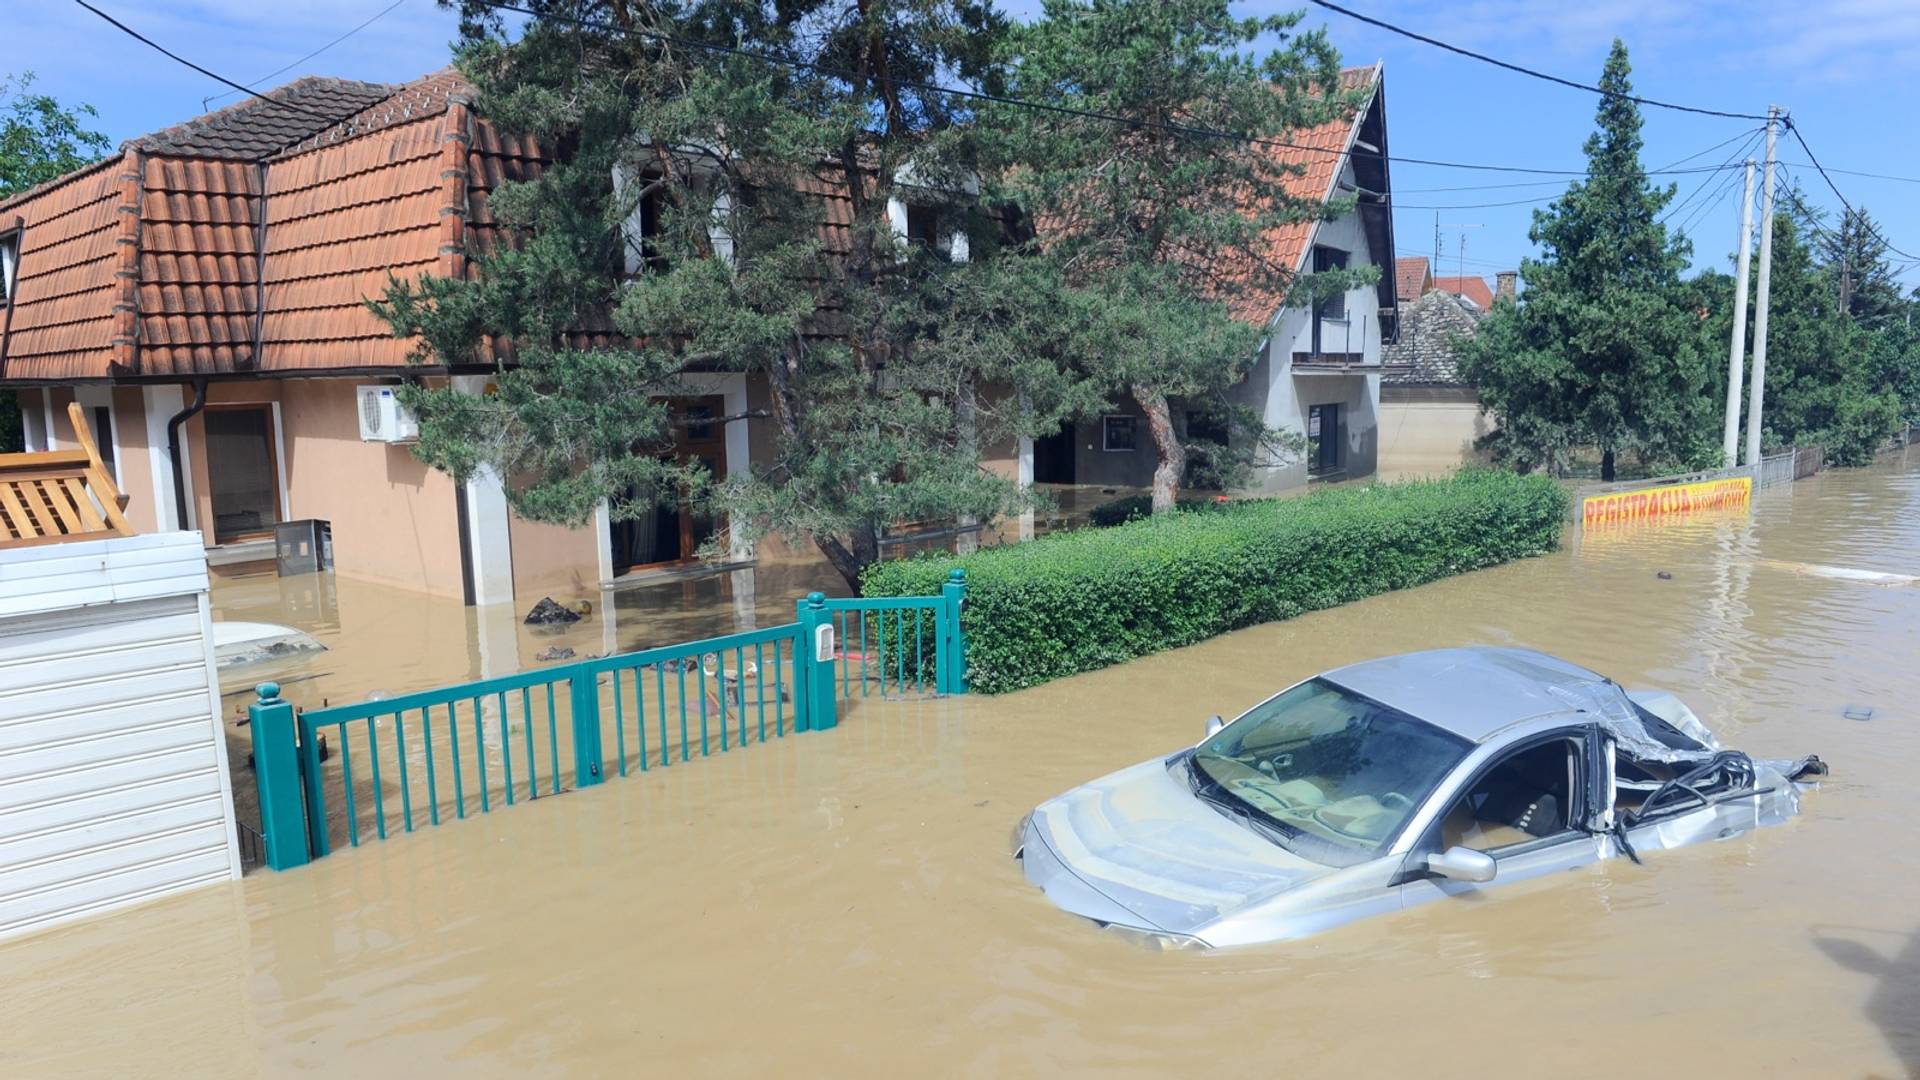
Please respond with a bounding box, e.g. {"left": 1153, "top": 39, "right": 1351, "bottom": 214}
{"left": 1745, "top": 106, "right": 1780, "bottom": 470}
{"left": 1722, "top": 158, "right": 1756, "bottom": 465}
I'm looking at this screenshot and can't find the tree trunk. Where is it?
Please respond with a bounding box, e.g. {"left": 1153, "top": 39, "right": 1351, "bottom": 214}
{"left": 1137, "top": 387, "right": 1185, "bottom": 513}
{"left": 1601, "top": 447, "right": 1616, "bottom": 482}
{"left": 814, "top": 533, "right": 871, "bottom": 595}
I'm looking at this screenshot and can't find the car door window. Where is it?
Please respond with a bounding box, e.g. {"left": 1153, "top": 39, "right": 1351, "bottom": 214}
{"left": 1438, "top": 739, "right": 1580, "bottom": 854}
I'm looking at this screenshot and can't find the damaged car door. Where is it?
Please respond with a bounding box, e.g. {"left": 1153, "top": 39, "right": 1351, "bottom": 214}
{"left": 1397, "top": 726, "right": 1608, "bottom": 909}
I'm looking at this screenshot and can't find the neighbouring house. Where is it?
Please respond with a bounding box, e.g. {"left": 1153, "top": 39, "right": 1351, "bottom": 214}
{"left": 1031, "top": 64, "right": 1401, "bottom": 492}
{"left": 0, "top": 63, "right": 1399, "bottom": 603}
{"left": 1378, "top": 287, "right": 1489, "bottom": 475}
{"left": 1395, "top": 255, "right": 1433, "bottom": 304}
{"left": 1431, "top": 269, "right": 1519, "bottom": 314}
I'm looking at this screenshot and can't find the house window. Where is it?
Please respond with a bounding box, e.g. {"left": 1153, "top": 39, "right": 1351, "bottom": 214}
{"left": 1102, "top": 414, "right": 1138, "bottom": 453}
{"left": 1307, "top": 403, "right": 1341, "bottom": 474}
{"left": 0, "top": 229, "right": 19, "bottom": 305}
{"left": 619, "top": 168, "right": 670, "bottom": 276}
{"left": 1311, "top": 245, "right": 1349, "bottom": 357}
{"left": 905, "top": 204, "right": 948, "bottom": 260}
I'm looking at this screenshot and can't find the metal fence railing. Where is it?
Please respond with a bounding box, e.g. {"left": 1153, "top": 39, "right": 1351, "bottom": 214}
{"left": 1755, "top": 450, "right": 1797, "bottom": 490}
{"left": 247, "top": 576, "right": 968, "bottom": 870}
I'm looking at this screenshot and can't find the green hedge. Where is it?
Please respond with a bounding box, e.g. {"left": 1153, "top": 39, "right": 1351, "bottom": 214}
{"left": 862, "top": 469, "right": 1569, "bottom": 694}
{"left": 1086, "top": 492, "right": 1231, "bottom": 527}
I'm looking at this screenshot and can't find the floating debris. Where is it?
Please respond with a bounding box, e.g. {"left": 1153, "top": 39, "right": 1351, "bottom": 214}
{"left": 1843, "top": 704, "right": 1875, "bottom": 722}
{"left": 1657, "top": 571, "right": 1674, "bottom": 580}
{"left": 212, "top": 621, "right": 327, "bottom": 669}
{"left": 524, "top": 597, "right": 583, "bottom": 624}
{"left": 536, "top": 645, "right": 577, "bottom": 662}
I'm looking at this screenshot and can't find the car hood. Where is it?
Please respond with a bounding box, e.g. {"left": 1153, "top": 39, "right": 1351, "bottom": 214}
{"left": 1020, "top": 755, "right": 1332, "bottom": 936}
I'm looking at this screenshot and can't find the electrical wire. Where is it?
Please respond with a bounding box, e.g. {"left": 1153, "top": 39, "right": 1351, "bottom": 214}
{"left": 1393, "top": 127, "right": 1764, "bottom": 194}
{"left": 1391, "top": 193, "right": 1561, "bottom": 210}
{"left": 1783, "top": 120, "right": 1920, "bottom": 262}
{"left": 1660, "top": 128, "right": 1765, "bottom": 227}
{"left": 1779, "top": 163, "right": 1920, "bottom": 186}
{"left": 202, "top": 0, "right": 411, "bottom": 111}
{"left": 1673, "top": 162, "right": 1747, "bottom": 239}
{"left": 70, "top": 0, "right": 339, "bottom": 121}
{"left": 1302, "top": 0, "right": 1770, "bottom": 121}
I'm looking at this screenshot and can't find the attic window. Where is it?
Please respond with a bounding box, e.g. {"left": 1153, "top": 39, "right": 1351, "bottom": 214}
{"left": 905, "top": 204, "right": 947, "bottom": 259}
{"left": 0, "top": 229, "right": 19, "bottom": 305}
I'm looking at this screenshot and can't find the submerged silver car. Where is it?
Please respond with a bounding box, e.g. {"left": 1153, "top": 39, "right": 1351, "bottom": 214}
{"left": 1016, "top": 647, "right": 1826, "bottom": 950}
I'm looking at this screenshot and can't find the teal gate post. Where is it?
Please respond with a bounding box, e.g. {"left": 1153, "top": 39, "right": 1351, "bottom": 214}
{"left": 940, "top": 568, "right": 968, "bottom": 695}
{"left": 796, "top": 592, "right": 838, "bottom": 731}
{"left": 248, "top": 682, "right": 311, "bottom": 870}
{"left": 570, "top": 672, "right": 605, "bottom": 787}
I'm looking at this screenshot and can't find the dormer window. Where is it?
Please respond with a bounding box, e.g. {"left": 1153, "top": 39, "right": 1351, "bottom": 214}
{"left": 0, "top": 228, "right": 19, "bottom": 305}
{"left": 615, "top": 165, "right": 670, "bottom": 276}
{"left": 906, "top": 204, "right": 944, "bottom": 256}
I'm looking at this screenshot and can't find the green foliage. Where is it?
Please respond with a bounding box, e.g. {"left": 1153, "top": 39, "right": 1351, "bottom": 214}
{"left": 376, "top": 1, "right": 1093, "bottom": 590}
{"left": 981, "top": 0, "right": 1358, "bottom": 508}
{"left": 1, "top": 72, "right": 111, "bottom": 198}
{"left": 1747, "top": 206, "right": 1906, "bottom": 465}
{"left": 1086, "top": 492, "right": 1229, "bottom": 527}
{"left": 864, "top": 470, "right": 1568, "bottom": 693}
{"left": 1460, "top": 42, "right": 1715, "bottom": 478}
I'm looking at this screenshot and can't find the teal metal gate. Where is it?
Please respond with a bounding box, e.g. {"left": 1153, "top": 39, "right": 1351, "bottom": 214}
{"left": 249, "top": 574, "right": 967, "bottom": 870}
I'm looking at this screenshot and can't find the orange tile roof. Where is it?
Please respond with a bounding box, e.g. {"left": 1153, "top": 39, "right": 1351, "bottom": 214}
{"left": 1434, "top": 274, "right": 1493, "bottom": 312}
{"left": 0, "top": 157, "right": 124, "bottom": 381}
{"left": 1395, "top": 256, "right": 1431, "bottom": 302}
{"left": 1214, "top": 65, "right": 1381, "bottom": 327}
{"left": 5, "top": 63, "right": 1332, "bottom": 381}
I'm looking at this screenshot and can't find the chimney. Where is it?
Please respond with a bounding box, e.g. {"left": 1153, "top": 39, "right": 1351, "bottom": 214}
{"left": 1494, "top": 270, "right": 1517, "bottom": 303}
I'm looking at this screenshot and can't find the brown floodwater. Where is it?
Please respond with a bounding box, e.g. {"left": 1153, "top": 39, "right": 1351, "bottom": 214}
{"left": 6, "top": 451, "right": 1919, "bottom": 1077}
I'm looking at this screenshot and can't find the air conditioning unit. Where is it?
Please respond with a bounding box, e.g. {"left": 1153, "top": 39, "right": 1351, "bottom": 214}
{"left": 356, "top": 385, "right": 420, "bottom": 443}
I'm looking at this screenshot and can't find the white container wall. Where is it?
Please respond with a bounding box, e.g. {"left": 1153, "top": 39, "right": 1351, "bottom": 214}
{"left": 0, "top": 531, "right": 241, "bottom": 940}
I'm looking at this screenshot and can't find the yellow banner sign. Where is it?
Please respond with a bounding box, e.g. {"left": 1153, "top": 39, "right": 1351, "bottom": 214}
{"left": 1581, "top": 475, "right": 1752, "bottom": 525}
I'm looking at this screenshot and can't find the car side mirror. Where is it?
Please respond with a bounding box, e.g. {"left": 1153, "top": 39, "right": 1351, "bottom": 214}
{"left": 1203, "top": 715, "right": 1225, "bottom": 740}
{"left": 1426, "top": 846, "right": 1497, "bottom": 883}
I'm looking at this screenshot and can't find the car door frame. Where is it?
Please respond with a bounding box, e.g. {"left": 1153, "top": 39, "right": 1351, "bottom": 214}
{"left": 1389, "top": 720, "right": 1609, "bottom": 908}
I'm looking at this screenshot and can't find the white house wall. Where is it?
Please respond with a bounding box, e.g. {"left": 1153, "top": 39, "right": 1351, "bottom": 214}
{"left": 0, "top": 531, "right": 241, "bottom": 941}
{"left": 1240, "top": 186, "right": 1385, "bottom": 492}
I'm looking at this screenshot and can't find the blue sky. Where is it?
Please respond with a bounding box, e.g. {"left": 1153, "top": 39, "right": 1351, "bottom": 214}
{"left": 13, "top": 1, "right": 1920, "bottom": 290}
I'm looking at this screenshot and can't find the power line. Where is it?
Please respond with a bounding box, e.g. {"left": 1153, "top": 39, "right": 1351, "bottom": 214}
{"left": 1674, "top": 162, "right": 1747, "bottom": 239}
{"left": 71, "top": 0, "right": 338, "bottom": 121}
{"left": 470, "top": 1, "right": 1750, "bottom": 182}
{"left": 1392, "top": 127, "right": 1764, "bottom": 194}
{"left": 1303, "top": 0, "right": 1770, "bottom": 121}
{"left": 1779, "top": 162, "right": 1920, "bottom": 187}
{"left": 1782, "top": 120, "right": 1920, "bottom": 262}
{"left": 1660, "top": 129, "right": 1764, "bottom": 228}
{"left": 202, "top": 0, "right": 411, "bottom": 111}
{"left": 1392, "top": 194, "right": 1560, "bottom": 210}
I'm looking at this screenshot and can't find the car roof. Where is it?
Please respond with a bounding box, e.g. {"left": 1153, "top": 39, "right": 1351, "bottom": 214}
{"left": 1320, "top": 647, "right": 1606, "bottom": 743}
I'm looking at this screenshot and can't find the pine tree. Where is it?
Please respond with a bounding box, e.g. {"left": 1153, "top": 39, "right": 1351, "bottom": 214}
{"left": 1459, "top": 40, "right": 1714, "bottom": 478}
{"left": 1757, "top": 202, "right": 1903, "bottom": 464}
{"left": 983, "top": 0, "right": 1364, "bottom": 511}
{"left": 1818, "top": 206, "right": 1904, "bottom": 326}
{"left": 373, "top": 2, "right": 1095, "bottom": 590}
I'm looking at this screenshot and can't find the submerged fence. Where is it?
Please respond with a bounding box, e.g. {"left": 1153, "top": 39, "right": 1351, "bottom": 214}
{"left": 249, "top": 575, "right": 968, "bottom": 870}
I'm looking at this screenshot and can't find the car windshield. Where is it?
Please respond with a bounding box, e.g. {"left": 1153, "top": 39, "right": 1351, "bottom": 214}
{"left": 1191, "top": 678, "right": 1471, "bottom": 866}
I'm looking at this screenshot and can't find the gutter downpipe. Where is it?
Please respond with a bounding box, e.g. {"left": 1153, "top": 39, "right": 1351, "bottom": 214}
{"left": 167, "top": 378, "right": 209, "bottom": 533}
